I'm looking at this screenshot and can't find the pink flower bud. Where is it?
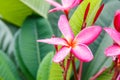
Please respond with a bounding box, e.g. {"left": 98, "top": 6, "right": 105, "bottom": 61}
{"left": 114, "top": 10, "right": 120, "bottom": 32}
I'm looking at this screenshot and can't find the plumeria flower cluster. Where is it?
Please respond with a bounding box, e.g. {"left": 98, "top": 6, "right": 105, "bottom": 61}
{"left": 37, "top": 0, "right": 104, "bottom": 80}
{"left": 104, "top": 10, "right": 120, "bottom": 80}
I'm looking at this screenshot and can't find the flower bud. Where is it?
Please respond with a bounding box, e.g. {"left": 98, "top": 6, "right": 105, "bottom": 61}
{"left": 114, "top": 10, "right": 120, "bottom": 32}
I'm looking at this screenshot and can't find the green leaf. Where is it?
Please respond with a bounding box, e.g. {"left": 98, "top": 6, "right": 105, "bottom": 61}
{"left": 36, "top": 51, "right": 63, "bottom": 80}
{"left": 96, "top": 67, "right": 114, "bottom": 80}
{"left": 37, "top": 52, "right": 72, "bottom": 80}
{"left": 19, "top": 16, "right": 54, "bottom": 78}
{"left": 14, "top": 30, "right": 34, "bottom": 80}
{"left": 48, "top": 11, "right": 62, "bottom": 37}
{"left": 82, "top": 1, "right": 120, "bottom": 80}
{"left": 95, "top": 0, "right": 120, "bottom": 27}
{"left": 48, "top": 62, "right": 63, "bottom": 80}
{"left": 0, "top": 0, "right": 32, "bottom": 26}
{"left": 49, "top": 59, "right": 72, "bottom": 80}
{"left": 69, "top": 0, "right": 102, "bottom": 35}
{"left": 37, "top": 52, "right": 53, "bottom": 80}
{"left": 0, "top": 77, "right": 2, "bottom": 80}
{"left": 0, "top": 51, "right": 20, "bottom": 80}
{"left": 0, "top": 20, "right": 13, "bottom": 53}
{"left": 20, "top": 0, "right": 50, "bottom": 18}
{"left": 47, "top": 0, "right": 62, "bottom": 37}
{"left": 101, "top": 0, "right": 119, "bottom": 4}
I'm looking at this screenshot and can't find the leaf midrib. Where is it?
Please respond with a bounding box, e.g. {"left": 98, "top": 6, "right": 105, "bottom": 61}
{"left": 35, "top": 20, "right": 41, "bottom": 65}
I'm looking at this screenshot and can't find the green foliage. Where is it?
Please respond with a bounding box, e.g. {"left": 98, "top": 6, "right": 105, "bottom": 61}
{"left": 37, "top": 52, "right": 53, "bottom": 80}
{"left": 14, "top": 30, "right": 34, "bottom": 80}
{"left": 48, "top": 62, "right": 63, "bottom": 80}
{"left": 0, "top": 51, "right": 20, "bottom": 80}
{"left": 0, "top": 0, "right": 32, "bottom": 26}
{"left": 37, "top": 52, "right": 72, "bottom": 80}
{"left": 48, "top": 11, "right": 62, "bottom": 37}
{"left": 102, "top": 0, "right": 115, "bottom": 4}
{"left": 20, "top": 0, "right": 50, "bottom": 18}
{"left": 97, "top": 67, "right": 114, "bottom": 80}
{"left": 0, "top": 77, "right": 2, "bottom": 80}
{"left": 0, "top": 20, "right": 13, "bottom": 53}
{"left": 95, "top": 0, "right": 120, "bottom": 27}
{"left": 17, "top": 16, "right": 54, "bottom": 78}
{"left": 69, "top": 0, "right": 102, "bottom": 35}
{"left": 48, "top": 0, "right": 62, "bottom": 37}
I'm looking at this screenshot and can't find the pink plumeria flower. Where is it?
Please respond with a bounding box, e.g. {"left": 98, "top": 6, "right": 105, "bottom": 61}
{"left": 37, "top": 15, "right": 102, "bottom": 63}
{"left": 46, "top": 0, "right": 82, "bottom": 14}
{"left": 104, "top": 10, "right": 120, "bottom": 57}
{"left": 104, "top": 28, "right": 120, "bottom": 79}
{"left": 114, "top": 10, "right": 120, "bottom": 32}
{"left": 104, "top": 27, "right": 120, "bottom": 57}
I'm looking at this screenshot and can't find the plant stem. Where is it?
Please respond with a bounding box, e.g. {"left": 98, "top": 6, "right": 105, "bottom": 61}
{"left": 64, "top": 10, "right": 69, "bottom": 20}
{"left": 64, "top": 73, "right": 67, "bottom": 80}
{"left": 90, "top": 67, "right": 107, "bottom": 80}
{"left": 78, "top": 61, "right": 83, "bottom": 80}
{"left": 64, "top": 58, "right": 71, "bottom": 80}
{"left": 60, "top": 60, "right": 65, "bottom": 71}
{"left": 72, "top": 57, "right": 78, "bottom": 80}
{"left": 112, "top": 71, "right": 119, "bottom": 80}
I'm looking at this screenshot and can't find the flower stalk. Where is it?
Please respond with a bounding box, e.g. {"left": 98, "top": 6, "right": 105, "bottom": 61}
{"left": 90, "top": 67, "right": 107, "bottom": 80}
{"left": 72, "top": 56, "right": 78, "bottom": 80}
{"left": 78, "top": 61, "right": 83, "bottom": 80}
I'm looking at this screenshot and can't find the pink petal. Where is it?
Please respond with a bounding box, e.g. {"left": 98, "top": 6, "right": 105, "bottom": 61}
{"left": 114, "top": 10, "right": 120, "bottom": 32}
{"left": 105, "top": 45, "right": 120, "bottom": 56}
{"left": 58, "top": 15, "right": 74, "bottom": 42}
{"left": 49, "top": 7, "right": 63, "bottom": 13}
{"left": 46, "top": 0, "right": 61, "bottom": 7}
{"left": 71, "top": 44, "right": 93, "bottom": 62}
{"left": 62, "top": 0, "right": 75, "bottom": 8}
{"left": 37, "top": 38, "right": 67, "bottom": 46}
{"left": 117, "top": 74, "right": 120, "bottom": 80}
{"left": 75, "top": 26, "right": 102, "bottom": 45}
{"left": 53, "top": 46, "right": 71, "bottom": 63}
{"left": 104, "top": 28, "right": 120, "bottom": 45}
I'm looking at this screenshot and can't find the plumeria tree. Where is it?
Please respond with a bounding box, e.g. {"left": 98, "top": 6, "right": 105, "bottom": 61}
{"left": 0, "top": 0, "right": 120, "bottom": 80}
